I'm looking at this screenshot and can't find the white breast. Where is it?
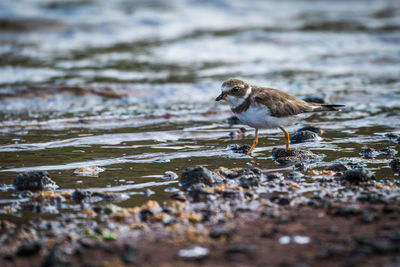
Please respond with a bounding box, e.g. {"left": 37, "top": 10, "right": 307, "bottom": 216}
{"left": 235, "top": 103, "right": 300, "bottom": 129}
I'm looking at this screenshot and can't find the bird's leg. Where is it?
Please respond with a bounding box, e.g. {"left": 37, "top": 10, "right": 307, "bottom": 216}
{"left": 279, "top": 127, "right": 290, "bottom": 150}
{"left": 246, "top": 128, "right": 259, "bottom": 156}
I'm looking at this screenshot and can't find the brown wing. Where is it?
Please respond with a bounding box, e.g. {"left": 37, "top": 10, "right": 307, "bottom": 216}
{"left": 253, "top": 87, "right": 314, "bottom": 117}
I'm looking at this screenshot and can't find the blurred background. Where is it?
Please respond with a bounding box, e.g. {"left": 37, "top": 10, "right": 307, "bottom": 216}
{"left": 0, "top": 0, "right": 399, "bottom": 209}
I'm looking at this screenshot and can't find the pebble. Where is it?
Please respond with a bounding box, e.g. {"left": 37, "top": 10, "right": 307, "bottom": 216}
{"left": 181, "top": 166, "right": 224, "bottom": 188}
{"left": 290, "top": 130, "right": 320, "bottom": 144}
{"left": 13, "top": 171, "right": 57, "bottom": 191}
{"left": 359, "top": 148, "right": 377, "bottom": 158}
{"left": 272, "top": 148, "right": 316, "bottom": 165}
{"left": 42, "top": 243, "right": 70, "bottom": 267}
{"left": 341, "top": 168, "right": 375, "bottom": 183}
{"left": 16, "top": 241, "right": 42, "bottom": 256}
{"left": 227, "top": 144, "right": 251, "bottom": 154}
{"left": 389, "top": 158, "right": 400, "bottom": 173}
{"left": 379, "top": 148, "right": 397, "bottom": 157}
{"left": 178, "top": 246, "right": 209, "bottom": 259}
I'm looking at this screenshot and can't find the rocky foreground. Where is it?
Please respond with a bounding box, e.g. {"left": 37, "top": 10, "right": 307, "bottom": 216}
{"left": 1, "top": 151, "right": 400, "bottom": 266}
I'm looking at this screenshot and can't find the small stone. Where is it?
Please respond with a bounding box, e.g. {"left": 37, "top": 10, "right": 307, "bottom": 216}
{"left": 296, "top": 126, "right": 323, "bottom": 135}
{"left": 16, "top": 241, "right": 41, "bottom": 256}
{"left": 385, "top": 133, "right": 399, "bottom": 139}
{"left": 266, "top": 172, "right": 284, "bottom": 180}
{"left": 239, "top": 176, "right": 259, "bottom": 189}
{"left": 42, "top": 243, "right": 70, "bottom": 267}
{"left": 181, "top": 166, "right": 224, "bottom": 188}
{"left": 178, "top": 246, "right": 209, "bottom": 259}
{"left": 13, "top": 171, "right": 57, "bottom": 191}
{"left": 389, "top": 158, "right": 400, "bottom": 173}
{"left": 209, "top": 228, "right": 234, "bottom": 240}
{"left": 379, "top": 148, "right": 397, "bottom": 157}
{"left": 341, "top": 168, "right": 375, "bottom": 183}
{"left": 227, "top": 144, "right": 251, "bottom": 154}
{"left": 225, "top": 246, "right": 255, "bottom": 260}
{"left": 188, "top": 184, "right": 212, "bottom": 200}
{"left": 359, "top": 148, "right": 377, "bottom": 158}
{"left": 272, "top": 148, "right": 316, "bottom": 165}
{"left": 290, "top": 130, "right": 320, "bottom": 144}
{"left": 170, "top": 192, "right": 186, "bottom": 202}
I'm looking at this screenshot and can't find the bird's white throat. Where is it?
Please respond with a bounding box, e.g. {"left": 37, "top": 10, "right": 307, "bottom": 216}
{"left": 225, "top": 86, "right": 252, "bottom": 109}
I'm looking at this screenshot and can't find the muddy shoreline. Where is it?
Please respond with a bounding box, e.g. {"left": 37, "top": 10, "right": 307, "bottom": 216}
{"left": 1, "top": 157, "right": 399, "bottom": 266}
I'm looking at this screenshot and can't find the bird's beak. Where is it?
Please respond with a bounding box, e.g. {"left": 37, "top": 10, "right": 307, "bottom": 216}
{"left": 215, "top": 93, "right": 227, "bottom": 101}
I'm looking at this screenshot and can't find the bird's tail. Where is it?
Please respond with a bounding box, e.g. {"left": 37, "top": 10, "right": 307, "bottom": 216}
{"left": 312, "top": 104, "right": 345, "bottom": 112}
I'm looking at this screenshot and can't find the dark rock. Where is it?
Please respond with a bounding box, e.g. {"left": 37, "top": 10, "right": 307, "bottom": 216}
{"left": 217, "top": 167, "right": 263, "bottom": 180}
{"left": 272, "top": 148, "right": 316, "bottom": 165}
{"left": 239, "top": 176, "right": 259, "bottom": 189}
{"left": 225, "top": 246, "right": 255, "bottom": 261}
{"left": 188, "top": 184, "right": 212, "bottom": 200}
{"left": 270, "top": 195, "right": 290, "bottom": 205}
{"left": 341, "top": 168, "right": 375, "bottom": 183}
{"left": 331, "top": 205, "right": 361, "bottom": 216}
{"left": 297, "top": 126, "right": 323, "bottom": 135}
{"left": 13, "top": 171, "right": 57, "bottom": 191}
{"left": 72, "top": 190, "right": 92, "bottom": 201}
{"left": 303, "top": 96, "right": 325, "bottom": 104}
{"left": 290, "top": 130, "right": 320, "bottom": 144}
{"left": 287, "top": 171, "right": 303, "bottom": 179}
{"left": 325, "top": 163, "right": 348, "bottom": 172}
{"left": 385, "top": 133, "right": 399, "bottom": 139}
{"left": 16, "top": 241, "right": 41, "bottom": 256}
{"left": 359, "top": 148, "right": 377, "bottom": 158}
{"left": 222, "top": 190, "right": 240, "bottom": 198}
{"left": 209, "top": 228, "right": 234, "bottom": 240}
{"left": 72, "top": 190, "right": 128, "bottom": 203}
{"left": 121, "top": 244, "right": 137, "bottom": 265}
{"left": 181, "top": 166, "right": 223, "bottom": 188}
{"left": 382, "top": 205, "right": 395, "bottom": 214}
{"left": 227, "top": 144, "right": 250, "bottom": 154}
{"left": 42, "top": 243, "right": 70, "bottom": 267}
{"left": 260, "top": 227, "right": 278, "bottom": 238}
{"left": 266, "top": 172, "right": 284, "bottom": 180}
{"left": 170, "top": 192, "right": 186, "bottom": 202}
{"left": 379, "top": 148, "right": 397, "bottom": 157}
{"left": 389, "top": 158, "right": 400, "bottom": 172}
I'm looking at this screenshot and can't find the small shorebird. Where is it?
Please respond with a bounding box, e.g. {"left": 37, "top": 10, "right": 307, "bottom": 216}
{"left": 216, "top": 78, "right": 344, "bottom": 156}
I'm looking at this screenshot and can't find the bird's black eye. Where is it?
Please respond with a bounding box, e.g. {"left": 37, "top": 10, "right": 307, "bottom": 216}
{"left": 232, "top": 87, "right": 240, "bottom": 92}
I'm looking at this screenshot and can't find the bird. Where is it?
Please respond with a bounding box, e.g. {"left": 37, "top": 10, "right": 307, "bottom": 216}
{"left": 215, "top": 78, "right": 344, "bottom": 156}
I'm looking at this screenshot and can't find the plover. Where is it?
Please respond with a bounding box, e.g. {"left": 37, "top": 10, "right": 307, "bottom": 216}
{"left": 216, "top": 78, "right": 344, "bottom": 155}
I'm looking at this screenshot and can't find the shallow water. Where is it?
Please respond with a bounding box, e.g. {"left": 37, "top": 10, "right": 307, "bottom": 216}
{"left": 0, "top": 0, "right": 400, "bottom": 223}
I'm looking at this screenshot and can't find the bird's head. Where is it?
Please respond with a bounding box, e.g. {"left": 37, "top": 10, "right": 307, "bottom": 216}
{"left": 216, "top": 78, "right": 252, "bottom": 108}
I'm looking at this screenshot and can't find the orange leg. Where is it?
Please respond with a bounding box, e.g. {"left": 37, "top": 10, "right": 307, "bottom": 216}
{"left": 280, "top": 127, "right": 290, "bottom": 150}
{"left": 246, "top": 129, "right": 259, "bottom": 156}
